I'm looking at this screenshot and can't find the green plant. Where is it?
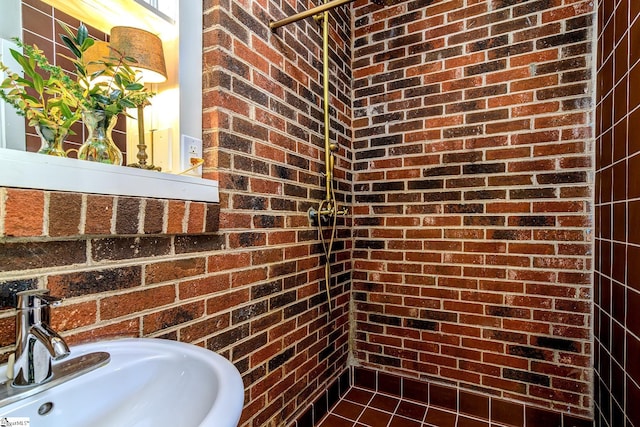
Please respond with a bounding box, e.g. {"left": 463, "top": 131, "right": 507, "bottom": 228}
{"left": 0, "top": 24, "right": 154, "bottom": 160}
{"left": 59, "top": 23, "right": 154, "bottom": 117}
{"left": 0, "top": 23, "right": 154, "bottom": 131}
{"left": 0, "top": 40, "right": 82, "bottom": 135}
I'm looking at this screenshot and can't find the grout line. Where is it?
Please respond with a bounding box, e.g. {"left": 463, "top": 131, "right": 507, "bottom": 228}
{"left": 421, "top": 403, "right": 430, "bottom": 425}
{"left": 329, "top": 384, "right": 539, "bottom": 427}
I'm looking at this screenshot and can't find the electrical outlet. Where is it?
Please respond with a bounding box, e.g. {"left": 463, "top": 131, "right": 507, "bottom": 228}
{"left": 180, "top": 134, "right": 203, "bottom": 176}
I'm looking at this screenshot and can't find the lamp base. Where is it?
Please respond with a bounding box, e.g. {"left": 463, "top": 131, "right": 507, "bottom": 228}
{"left": 127, "top": 163, "right": 162, "bottom": 172}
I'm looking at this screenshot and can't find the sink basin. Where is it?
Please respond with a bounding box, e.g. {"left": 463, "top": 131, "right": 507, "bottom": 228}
{"left": 0, "top": 338, "right": 244, "bottom": 426}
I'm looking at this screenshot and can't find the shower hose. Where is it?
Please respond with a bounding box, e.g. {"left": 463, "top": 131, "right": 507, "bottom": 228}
{"left": 317, "top": 175, "right": 338, "bottom": 312}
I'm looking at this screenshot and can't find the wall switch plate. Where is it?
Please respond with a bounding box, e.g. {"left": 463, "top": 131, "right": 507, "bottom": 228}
{"left": 180, "top": 134, "right": 203, "bottom": 176}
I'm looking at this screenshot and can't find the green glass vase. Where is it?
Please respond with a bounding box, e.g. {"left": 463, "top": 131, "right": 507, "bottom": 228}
{"left": 78, "top": 110, "right": 123, "bottom": 165}
{"left": 35, "top": 124, "right": 67, "bottom": 157}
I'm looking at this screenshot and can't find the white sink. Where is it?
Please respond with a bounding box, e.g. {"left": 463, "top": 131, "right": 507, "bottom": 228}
{"left": 0, "top": 338, "right": 244, "bottom": 427}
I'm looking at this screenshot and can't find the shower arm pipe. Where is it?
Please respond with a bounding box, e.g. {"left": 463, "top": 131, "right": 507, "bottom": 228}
{"left": 322, "top": 9, "right": 332, "bottom": 203}
{"left": 271, "top": 0, "right": 347, "bottom": 215}
{"left": 268, "top": 0, "right": 354, "bottom": 30}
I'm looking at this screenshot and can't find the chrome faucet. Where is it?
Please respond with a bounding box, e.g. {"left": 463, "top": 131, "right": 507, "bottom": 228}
{"left": 12, "top": 289, "right": 70, "bottom": 387}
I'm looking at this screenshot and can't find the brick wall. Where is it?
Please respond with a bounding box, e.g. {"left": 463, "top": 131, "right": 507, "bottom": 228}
{"left": 0, "top": 1, "right": 353, "bottom": 426}
{"left": 202, "top": 0, "right": 354, "bottom": 424}
{"left": 594, "top": 0, "right": 640, "bottom": 426}
{"left": 352, "top": 0, "right": 594, "bottom": 417}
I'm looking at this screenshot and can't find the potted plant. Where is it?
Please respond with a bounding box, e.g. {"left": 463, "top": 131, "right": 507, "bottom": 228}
{"left": 0, "top": 40, "right": 82, "bottom": 156}
{"left": 60, "top": 23, "right": 154, "bottom": 165}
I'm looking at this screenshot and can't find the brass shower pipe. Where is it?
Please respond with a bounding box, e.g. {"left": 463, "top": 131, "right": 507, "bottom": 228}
{"left": 320, "top": 8, "right": 333, "bottom": 205}
{"left": 269, "top": 0, "right": 349, "bottom": 217}
{"left": 268, "top": 0, "right": 355, "bottom": 30}
{"left": 270, "top": 0, "right": 349, "bottom": 311}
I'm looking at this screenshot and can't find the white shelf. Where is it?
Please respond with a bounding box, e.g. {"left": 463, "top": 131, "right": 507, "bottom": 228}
{"left": 0, "top": 149, "right": 219, "bottom": 203}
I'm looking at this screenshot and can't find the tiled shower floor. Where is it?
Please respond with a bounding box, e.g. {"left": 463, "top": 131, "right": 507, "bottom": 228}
{"left": 317, "top": 386, "right": 502, "bottom": 427}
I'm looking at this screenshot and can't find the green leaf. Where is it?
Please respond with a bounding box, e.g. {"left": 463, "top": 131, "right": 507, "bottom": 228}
{"left": 121, "top": 63, "right": 135, "bottom": 75}
{"left": 59, "top": 102, "right": 73, "bottom": 119}
{"left": 77, "top": 23, "right": 88, "bottom": 45}
{"left": 90, "top": 69, "right": 106, "bottom": 79}
{"left": 10, "top": 49, "right": 35, "bottom": 77}
{"left": 125, "top": 83, "right": 144, "bottom": 91}
{"left": 91, "top": 94, "right": 111, "bottom": 104}
{"left": 119, "top": 99, "right": 135, "bottom": 108}
{"left": 109, "top": 89, "right": 122, "bottom": 101}
{"left": 9, "top": 48, "right": 23, "bottom": 63}
{"left": 22, "top": 94, "right": 40, "bottom": 104}
{"left": 80, "top": 38, "right": 94, "bottom": 52}
{"left": 32, "top": 72, "right": 44, "bottom": 93}
{"left": 104, "top": 104, "right": 119, "bottom": 115}
{"left": 62, "top": 116, "right": 78, "bottom": 132}
{"left": 15, "top": 77, "right": 35, "bottom": 88}
{"left": 60, "top": 35, "right": 82, "bottom": 59}
{"left": 58, "top": 22, "right": 76, "bottom": 40}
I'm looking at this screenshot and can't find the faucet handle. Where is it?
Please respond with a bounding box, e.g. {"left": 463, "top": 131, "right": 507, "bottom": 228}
{"left": 16, "top": 289, "right": 62, "bottom": 310}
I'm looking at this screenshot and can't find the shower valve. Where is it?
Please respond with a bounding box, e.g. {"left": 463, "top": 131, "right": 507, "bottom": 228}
{"left": 319, "top": 204, "right": 348, "bottom": 217}
{"left": 308, "top": 204, "right": 348, "bottom": 226}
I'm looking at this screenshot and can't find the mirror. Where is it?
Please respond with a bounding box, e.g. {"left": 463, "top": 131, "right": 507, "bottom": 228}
{"left": 0, "top": 0, "right": 206, "bottom": 178}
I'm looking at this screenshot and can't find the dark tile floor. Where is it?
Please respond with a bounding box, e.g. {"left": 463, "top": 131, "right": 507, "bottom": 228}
{"left": 317, "top": 386, "right": 509, "bottom": 427}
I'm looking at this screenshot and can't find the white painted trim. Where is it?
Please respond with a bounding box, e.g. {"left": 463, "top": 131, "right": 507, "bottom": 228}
{"left": 0, "top": 38, "right": 26, "bottom": 151}
{"left": 0, "top": 149, "right": 219, "bottom": 203}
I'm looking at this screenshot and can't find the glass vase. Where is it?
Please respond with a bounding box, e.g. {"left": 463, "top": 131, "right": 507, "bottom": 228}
{"left": 78, "top": 110, "right": 123, "bottom": 165}
{"left": 35, "top": 124, "right": 67, "bottom": 157}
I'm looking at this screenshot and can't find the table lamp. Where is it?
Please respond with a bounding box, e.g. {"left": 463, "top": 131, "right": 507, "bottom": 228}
{"left": 110, "top": 26, "right": 167, "bottom": 170}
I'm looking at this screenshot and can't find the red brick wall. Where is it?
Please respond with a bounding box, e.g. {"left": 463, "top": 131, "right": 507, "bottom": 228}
{"left": 594, "top": 0, "right": 640, "bottom": 426}
{"left": 202, "top": 0, "right": 354, "bottom": 424}
{"left": 0, "top": 1, "right": 353, "bottom": 426}
{"left": 351, "top": 0, "right": 594, "bottom": 417}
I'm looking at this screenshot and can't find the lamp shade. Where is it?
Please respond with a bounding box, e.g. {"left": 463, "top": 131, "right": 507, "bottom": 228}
{"left": 109, "top": 26, "right": 167, "bottom": 83}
